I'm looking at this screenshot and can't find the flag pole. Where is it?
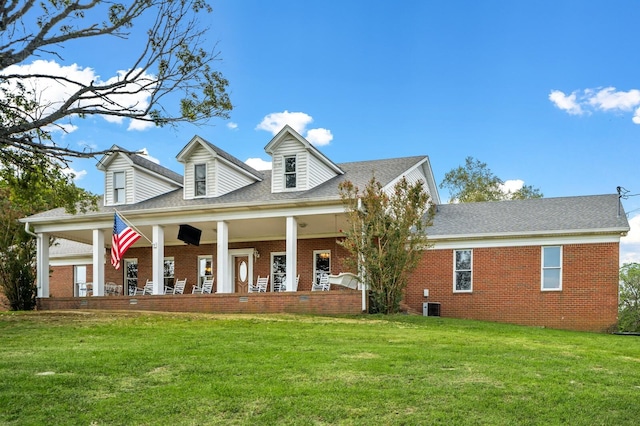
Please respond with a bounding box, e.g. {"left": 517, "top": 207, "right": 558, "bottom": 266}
{"left": 113, "top": 208, "right": 154, "bottom": 245}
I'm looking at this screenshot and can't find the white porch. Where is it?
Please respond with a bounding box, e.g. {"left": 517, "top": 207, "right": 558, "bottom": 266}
{"left": 30, "top": 205, "right": 349, "bottom": 298}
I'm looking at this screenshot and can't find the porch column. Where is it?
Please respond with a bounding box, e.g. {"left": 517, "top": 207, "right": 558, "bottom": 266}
{"left": 92, "top": 229, "right": 105, "bottom": 296}
{"left": 36, "top": 232, "right": 49, "bottom": 298}
{"left": 216, "top": 221, "right": 230, "bottom": 293}
{"left": 152, "top": 225, "right": 164, "bottom": 295}
{"left": 285, "top": 216, "right": 297, "bottom": 292}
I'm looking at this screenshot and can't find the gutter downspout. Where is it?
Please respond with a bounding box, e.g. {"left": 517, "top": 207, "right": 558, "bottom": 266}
{"left": 24, "top": 222, "right": 38, "bottom": 238}
{"left": 357, "top": 198, "right": 367, "bottom": 313}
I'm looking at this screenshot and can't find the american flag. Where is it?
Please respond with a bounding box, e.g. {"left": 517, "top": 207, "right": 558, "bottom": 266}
{"left": 111, "top": 213, "right": 141, "bottom": 269}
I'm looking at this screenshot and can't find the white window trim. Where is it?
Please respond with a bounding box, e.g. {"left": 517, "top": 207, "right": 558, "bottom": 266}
{"left": 198, "top": 255, "right": 213, "bottom": 285}
{"left": 164, "top": 256, "right": 175, "bottom": 288}
{"left": 453, "top": 249, "right": 473, "bottom": 293}
{"left": 283, "top": 155, "right": 297, "bottom": 190}
{"left": 74, "top": 265, "right": 87, "bottom": 297}
{"left": 271, "top": 251, "right": 286, "bottom": 292}
{"left": 541, "top": 246, "right": 562, "bottom": 291}
{"left": 124, "top": 258, "right": 138, "bottom": 296}
{"left": 194, "top": 163, "right": 207, "bottom": 197}
{"left": 313, "top": 250, "right": 331, "bottom": 285}
{"left": 113, "top": 171, "right": 126, "bottom": 205}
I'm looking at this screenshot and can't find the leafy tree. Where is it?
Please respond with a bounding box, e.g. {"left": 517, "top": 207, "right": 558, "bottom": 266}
{"left": 0, "top": 0, "right": 232, "bottom": 169}
{"left": 440, "top": 157, "right": 543, "bottom": 203}
{"left": 619, "top": 262, "right": 640, "bottom": 332}
{"left": 0, "top": 153, "right": 95, "bottom": 310}
{"left": 339, "top": 176, "right": 433, "bottom": 314}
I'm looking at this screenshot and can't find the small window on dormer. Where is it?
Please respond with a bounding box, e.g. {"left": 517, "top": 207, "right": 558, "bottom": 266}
{"left": 194, "top": 164, "right": 206, "bottom": 196}
{"left": 113, "top": 171, "right": 125, "bottom": 204}
{"left": 284, "top": 156, "right": 297, "bottom": 189}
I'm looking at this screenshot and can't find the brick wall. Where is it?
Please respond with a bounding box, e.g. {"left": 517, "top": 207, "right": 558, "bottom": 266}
{"left": 45, "top": 238, "right": 621, "bottom": 332}
{"left": 49, "top": 264, "right": 94, "bottom": 298}
{"left": 404, "top": 243, "right": 620, "bottom": 332}
{"left": 37, "top": 290, "right": 363, "bottom": 315}
{"left": 102, "top": 238, "right": 352, "bottom": 293}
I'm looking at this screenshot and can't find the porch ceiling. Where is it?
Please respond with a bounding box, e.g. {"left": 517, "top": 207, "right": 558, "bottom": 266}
{"left": 50, "top": 213, "right": 349, "bottom": 247}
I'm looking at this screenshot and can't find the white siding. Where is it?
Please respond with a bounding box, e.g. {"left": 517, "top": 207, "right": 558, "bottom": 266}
{"left": 404, "top": 167, "right": 427, "bottom": 187}
{"left": 184, "top": 145, "right": 214, "bottom": 199}
{"left": 383, "top": 167, "right": 429, "bottom": 199}
{"left": 269, "top": 136, "right": 340, "bottom": 193}
{"left": 307, "top": 153, "right": 336, "bottom": 188}
{"left": 271, "top": 155, "right": 283, "bottom": 192}
{"left": 104, "top": 156, "right": 131, "bottom": 206}
{"left": 133, "top": 169, "right": 179, "bottom": 203}
{"left": 217, "top": 160, "right": 255, "bottom": 196}
{"left": 125, "top": 169, "right": 134, "bottom": 204}
{"left": 271, "top": 137, "right": 304, "bottom": 192}
{"left": 103, "top": 154, "right": 180, "bottom": 206}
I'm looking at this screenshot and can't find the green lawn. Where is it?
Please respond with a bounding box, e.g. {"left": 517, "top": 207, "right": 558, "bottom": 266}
{"left": 1, "top": 311, "right": 639, "bottom": 425}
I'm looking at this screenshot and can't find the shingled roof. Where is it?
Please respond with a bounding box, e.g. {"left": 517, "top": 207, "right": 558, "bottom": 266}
{"left": 188, "top": 137, "right": 264, "bottom": 181}
{"left": 429, "top": 194, "right": 630, "bottom": 238}
{"left": 97, "top": 145, "right": 183, "bottom": 185}
{"left": 25, "top": 156, "right": 431, "bottom": 219}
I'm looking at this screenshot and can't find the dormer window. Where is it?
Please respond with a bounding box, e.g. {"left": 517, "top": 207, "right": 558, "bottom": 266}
{"left": 284, "top": 156, "right": 297, "bottom": 189}
{"left": 194, "top": 164, "right": 206, "bottom": 196}
{"left": 113, "top": 171, "right": 125, "bottom": 204}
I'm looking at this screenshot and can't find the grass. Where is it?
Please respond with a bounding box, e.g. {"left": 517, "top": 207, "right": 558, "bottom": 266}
{"left": 1, "top": 311, "right": 640, "bottom": 425}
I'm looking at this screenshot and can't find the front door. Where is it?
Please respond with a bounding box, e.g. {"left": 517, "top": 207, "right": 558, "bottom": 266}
{"left": 234, "top": 256, "right": 249, "bottom": 294}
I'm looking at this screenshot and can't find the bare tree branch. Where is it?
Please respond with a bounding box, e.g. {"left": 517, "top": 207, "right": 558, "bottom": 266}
{"left": 0, "top": 0, "right": 231, "bottom": 167}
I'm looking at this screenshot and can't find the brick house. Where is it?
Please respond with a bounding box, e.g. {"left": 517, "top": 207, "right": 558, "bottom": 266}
{"left": 21, "top": 126, "right": 630, "bottom": 331}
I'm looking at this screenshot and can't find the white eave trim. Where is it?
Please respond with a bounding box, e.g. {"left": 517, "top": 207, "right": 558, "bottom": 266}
{"left": 20, "top": 196, "right": 347, "bottom": 228}
{"left": 429, "top": 230, "right": 626, "bottom": 250}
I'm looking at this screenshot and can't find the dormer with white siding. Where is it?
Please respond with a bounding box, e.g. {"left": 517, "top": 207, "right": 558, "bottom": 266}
{"left": 265, "top": 125, "right": 344, "bottom": 193}
{"left": 176, "top": 136, "right": 263, "bottom": 199}
{"left": 97, "top": 146, "right": 184, "bottom": 207}
{"left": 382, "top": 156, "right": 441, "bottom": 205}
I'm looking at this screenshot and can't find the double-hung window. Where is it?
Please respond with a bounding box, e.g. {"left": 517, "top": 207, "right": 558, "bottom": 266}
{"left": 113, "top": 171, "right": 125, "bottom": 204}
{"left": 542, "top": 246, "right": 562, "bottom": 290}
{"left": 164, "top": 257, "right": 175, "bottom": 288}
{"left": 284, "top": 156, "right": 297, "bottom": 189}
{"left": 313, "top": 250, "right": 331, "bottom": 285}
{"left": 194, "top": 164, "right": 206, "bottom": 197}
{"left": 454, "top": 249, "right": 472, "bottom": 292}
{"left": 271, "top": 253, "right": 286, "bottom": 291}
{"left": 198, "top": 256, "right": 213, "bottom": 285}
{"left": 124, "top": 259, "right": 138, "bottom": 296}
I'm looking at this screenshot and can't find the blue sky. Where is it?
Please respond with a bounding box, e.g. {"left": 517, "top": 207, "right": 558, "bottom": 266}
{"left": 13, "top": 1, "right": 640, "bottom": 262}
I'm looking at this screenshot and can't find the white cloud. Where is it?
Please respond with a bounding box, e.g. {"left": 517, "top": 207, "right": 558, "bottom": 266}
{"left": 44, "top": 122, "right": 79, "bottom": 134}
{"left": 499, "top": 179, "right": 524, "bottom": 194}
{"left": 1, "top": 59, "right": 156, "bottom": 132}
{"left": 550, "top": 86, "right": 640, "bottom": 124}
{"left": 227, "top": 122, "right": 238, "bottom": 130}
{"left": 127, "top": 119, "right": 155, "bottom": 131}
{"left": 587, "top": 87, "right": 640, "bottom": 111}
{"left": 256, "top": 111, "right": 313, "bottom": 135}
{"left": 61, "top": 167, "right": 87, "bottom": 181}
{"left": 621, "top": 214, "right": 640, "bottom": 265}
{"left": 138, "top": 148, "right": 160, "bottom": 164}
{"left": 305, "top": 128, "right": 333, "bottom": 146}
{"left": 245, "top": 157, "right": 272, "bottom": 170}
{"left": 549, "top": 90, "right": 584, "bottom": 115}
{"left": 77, "top": 140, "right": 98, "bottom": 150}
{"left": 256, "top": 111, "right": 333, "bottom": 146}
